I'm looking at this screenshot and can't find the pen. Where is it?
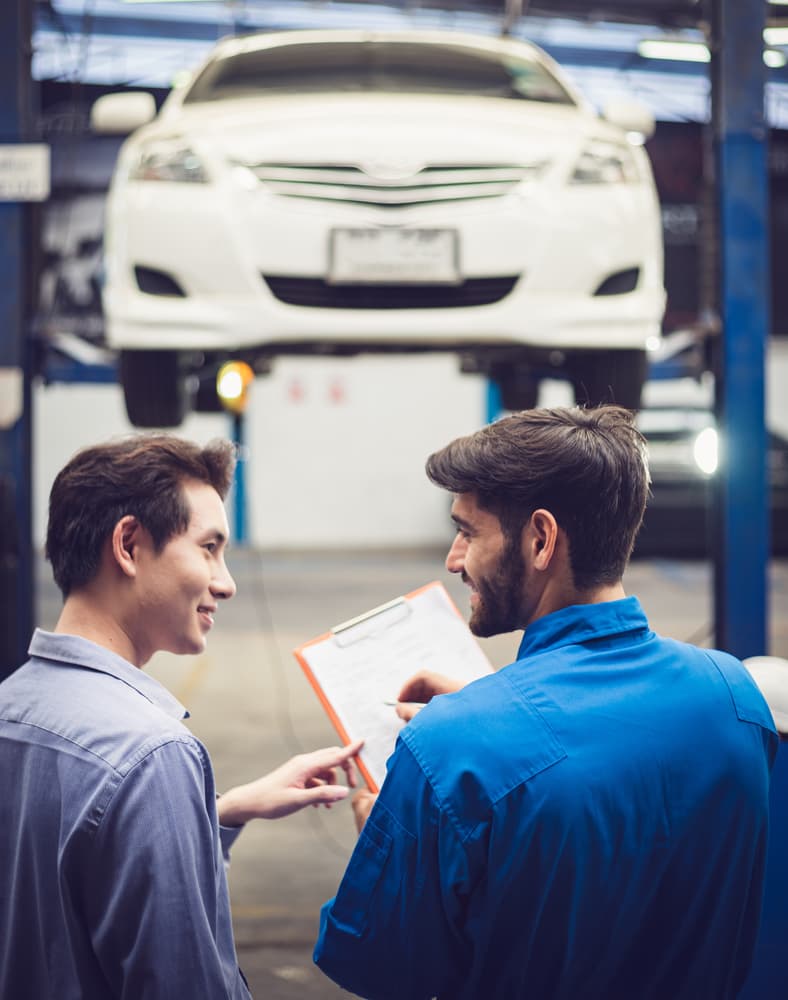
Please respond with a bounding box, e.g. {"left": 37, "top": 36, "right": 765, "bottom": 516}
{"left": 383, "top": 700, "right": 424, "bottom": 708}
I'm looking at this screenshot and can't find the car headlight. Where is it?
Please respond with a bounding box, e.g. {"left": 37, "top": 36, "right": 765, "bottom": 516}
{"left": 570, "top": 139, "right": 638, "bottom": 184}
{"left": 128, "top": 139, "right": 208, "bottom": 183}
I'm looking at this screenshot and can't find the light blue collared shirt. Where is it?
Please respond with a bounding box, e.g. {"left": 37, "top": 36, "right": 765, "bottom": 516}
{"left": 0, "top": 629, "right": 250, "bottom": 999}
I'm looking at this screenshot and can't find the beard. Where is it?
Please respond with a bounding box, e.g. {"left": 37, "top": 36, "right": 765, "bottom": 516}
{"left": 466, "top": 535, "right": 527, "bottom": 638}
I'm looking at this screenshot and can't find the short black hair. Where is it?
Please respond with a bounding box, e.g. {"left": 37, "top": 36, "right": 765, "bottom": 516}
{"left": 46, "top": 435, "right": 236, "bottom": 598}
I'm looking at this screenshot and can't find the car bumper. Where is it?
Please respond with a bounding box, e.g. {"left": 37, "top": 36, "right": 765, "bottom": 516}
{"left": 103, "top": 179, "right": 665, "bottom": 355}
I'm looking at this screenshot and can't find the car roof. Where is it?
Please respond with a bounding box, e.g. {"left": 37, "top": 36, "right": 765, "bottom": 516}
{"left": 212, "top": 28, "right": 546, "bottom": 61}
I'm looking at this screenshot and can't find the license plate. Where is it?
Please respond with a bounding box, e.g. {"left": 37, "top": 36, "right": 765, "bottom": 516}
{"left": 328, "top": 228, "right": 459, "bottom": 284}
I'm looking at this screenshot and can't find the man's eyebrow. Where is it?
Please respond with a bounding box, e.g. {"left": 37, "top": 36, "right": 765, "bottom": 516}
{"left": 451, "top": 513, "right": 473, "bottom": 531}
{"left": 202, "top": 528, "right": 228, "bottom": 546}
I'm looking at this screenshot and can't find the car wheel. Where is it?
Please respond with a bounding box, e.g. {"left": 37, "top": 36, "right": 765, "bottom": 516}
{"left": 571, "top": 349, "right": 647, "bottom": 410}
{"left": 119, "top": 350, "right": 189, "bottom": 428}
{"left": 491, "top": 364, "right": 540, "bottom": 411}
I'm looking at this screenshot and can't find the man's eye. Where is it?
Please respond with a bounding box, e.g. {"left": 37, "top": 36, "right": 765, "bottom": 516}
{"left": 203, "top": 542, "right": 217, "bottom": 553}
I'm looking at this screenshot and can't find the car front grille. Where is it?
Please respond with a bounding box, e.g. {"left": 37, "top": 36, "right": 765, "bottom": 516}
{"left": 244, "top": 163, "right": 544, "bottom": 207}
{"left": 262, "top": 275, "right": 520, "bottom": 309}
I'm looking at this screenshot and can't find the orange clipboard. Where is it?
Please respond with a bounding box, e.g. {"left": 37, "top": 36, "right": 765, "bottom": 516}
{"left": 293, "top": 581, "right": 494, "bottom": 792}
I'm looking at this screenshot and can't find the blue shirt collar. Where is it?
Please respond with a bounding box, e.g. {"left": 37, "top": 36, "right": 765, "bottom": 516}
{"left": 517, "top": 596, "right": 652, "bottom": 659}
{"left": 28, "top": 628, "right": 189, "bottom": 721}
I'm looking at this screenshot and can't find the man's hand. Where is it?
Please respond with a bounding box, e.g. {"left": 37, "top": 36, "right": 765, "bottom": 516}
{"left": 351, "top": 789, "right": 378, "bottom": 833}
{"left": 217, "top": 740, "right": 364, "bottom": 825}
{"left": 394, "top": 669, "right": 464, "bottom": 721}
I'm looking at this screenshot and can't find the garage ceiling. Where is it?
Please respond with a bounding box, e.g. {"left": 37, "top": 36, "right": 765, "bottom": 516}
{"left": 33, "top": 1, "right": 788, "bottom": 125}
{"left": 409, "top": 1, "right": 709, "bottom": 25}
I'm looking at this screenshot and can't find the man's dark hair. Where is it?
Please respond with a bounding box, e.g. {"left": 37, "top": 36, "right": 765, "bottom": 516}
{"left": 46, "top": 435, "right": 236, "bottom": 598}
{"left": 426, "top": 405, "right": 650, "bottom": 590}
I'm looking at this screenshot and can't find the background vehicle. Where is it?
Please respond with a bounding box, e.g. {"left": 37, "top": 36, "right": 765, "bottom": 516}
{"left": 91, "top": 28, "right": 665, "bottom": 427}
{"left": 634, "top": 381, "right": 788, "bottom": 558}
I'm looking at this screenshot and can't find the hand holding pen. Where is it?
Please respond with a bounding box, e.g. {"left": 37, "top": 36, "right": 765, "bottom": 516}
{"left": 388, "top": 669, "right": 465, "bottom": 721}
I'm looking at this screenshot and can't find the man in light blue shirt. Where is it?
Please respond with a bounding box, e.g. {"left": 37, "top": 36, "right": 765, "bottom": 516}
{"left": 315, "top": 406, "right": 778, "bottom": 999}
{"left": 0, "top": 435, "right": 361, "bottom": 998}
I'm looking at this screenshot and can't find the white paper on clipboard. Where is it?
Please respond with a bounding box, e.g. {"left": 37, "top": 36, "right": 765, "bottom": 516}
{"left": 293, "top": 581, "right": 494, "bottom": 791}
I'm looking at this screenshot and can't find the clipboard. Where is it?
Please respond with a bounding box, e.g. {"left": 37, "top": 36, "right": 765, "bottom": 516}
{"left": 293, "top": 581, "right": 494, "bottom": 792}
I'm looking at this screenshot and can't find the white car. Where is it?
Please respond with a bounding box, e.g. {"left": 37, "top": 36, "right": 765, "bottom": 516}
{"left": 91, "top": 28, "right": 665, "bottom": 427}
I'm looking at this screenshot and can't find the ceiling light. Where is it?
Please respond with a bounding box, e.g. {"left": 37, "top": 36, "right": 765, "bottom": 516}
{"left": 637, "top": 39, "right": 711, "bottom": 63}
{"left": 765, "top": 27, "right": 788, "bottom": 45}
{"left": 765, "top": 48, "right": 788, "bottom": 68}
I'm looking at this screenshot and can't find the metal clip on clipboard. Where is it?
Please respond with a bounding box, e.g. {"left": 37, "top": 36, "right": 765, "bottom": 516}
{"left": 331, "top": 596, "right": 413, "bottom": 648}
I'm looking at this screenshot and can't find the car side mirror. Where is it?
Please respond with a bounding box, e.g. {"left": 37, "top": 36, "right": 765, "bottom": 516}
{"left": 90, "top": 92, "right": 157, "bottom": 135}
{"left": 602, "top": 99, "right": 656, "bottom": 141}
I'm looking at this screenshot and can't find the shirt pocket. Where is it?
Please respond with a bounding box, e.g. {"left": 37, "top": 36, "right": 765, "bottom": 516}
{"left": 330, "top": 816, "right": 393, "bottom": 938}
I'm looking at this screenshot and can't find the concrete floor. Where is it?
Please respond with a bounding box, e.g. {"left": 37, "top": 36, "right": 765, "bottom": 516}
{"left": 36, "top": 550, "right": 788, "bottom": 998}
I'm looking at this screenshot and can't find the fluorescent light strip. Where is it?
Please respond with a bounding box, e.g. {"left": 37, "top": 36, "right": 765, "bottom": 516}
{"left": 639, "top": 36, "right": 788, "bottom": 67}
{"left": 637, "top": 40, "right": 710, "bottom": 63}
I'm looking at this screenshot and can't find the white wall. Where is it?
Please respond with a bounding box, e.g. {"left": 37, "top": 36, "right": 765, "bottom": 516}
{"left": 34, "top": 354, "right": 487, "bottom": 551}
{"left": 34, "top": 340, "right": 788, "bottom": 551}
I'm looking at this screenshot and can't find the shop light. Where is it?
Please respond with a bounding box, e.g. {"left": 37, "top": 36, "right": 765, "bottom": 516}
{"left": 637, "top": 39, "right": 710, "bottom": 63}
{"left": 693, "top": 427, "right": 719, "bottom": 477}
{"left": 216, "top": 361, "right": 254, "bottom": 415}
{"left": 639, "top": 35, "right": 788, "bottom": 68}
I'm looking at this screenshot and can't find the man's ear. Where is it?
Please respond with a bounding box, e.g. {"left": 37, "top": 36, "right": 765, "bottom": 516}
{"left": 111, "top": 515, "right": 143, "bottom": 579}
{"left": 525, "top": 509, "right": 559, "bottom": 570}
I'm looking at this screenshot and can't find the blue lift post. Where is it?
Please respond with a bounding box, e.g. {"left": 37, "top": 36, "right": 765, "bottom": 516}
{"left": 0, "top": 0, "right": 35, "bottom": 681}
{"left": 231, "top": 413, "right": 248, "bottom": 546}
{"left": 710, "top": 0, "right": 770, "bottom": 659}
{"left": 710, "top": 7, "right": 786, "bottom": 995}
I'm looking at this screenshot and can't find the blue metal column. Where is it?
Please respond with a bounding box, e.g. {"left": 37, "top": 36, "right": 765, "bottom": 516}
{"left": 0, "top": 0, "right": 35, "bottom": 680}
{"left": 231, "top": 413, "right": 248, "bottom": 546}
{"left": 710, "top": 0, "right": 770, "bottom": 659}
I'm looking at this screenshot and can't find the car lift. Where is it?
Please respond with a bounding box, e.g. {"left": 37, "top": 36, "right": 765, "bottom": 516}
{"left": 0, "top": 0, "right": 773, "bottom": 676}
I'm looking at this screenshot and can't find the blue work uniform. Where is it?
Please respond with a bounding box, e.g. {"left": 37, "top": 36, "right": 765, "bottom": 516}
{"left": 0, "top": 630, "right": 251, "bottom": 999}
{"left": 315, "top": 597, "right": 777, "bottom": 999}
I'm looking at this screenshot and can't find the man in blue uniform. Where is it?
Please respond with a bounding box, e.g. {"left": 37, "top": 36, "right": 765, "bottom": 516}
{"left": 314, "top": 405, "right": 778, "bottom": 1000}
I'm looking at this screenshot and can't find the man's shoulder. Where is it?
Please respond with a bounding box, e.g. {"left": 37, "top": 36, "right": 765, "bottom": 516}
{"left": 0, "top": 656, "right": 198, "bottom": 773}
{"left": 689, "top": 643, "right": 778, "bottom": 733}
{"left": 400, "top": 669, "right": 567, "bottom": 814}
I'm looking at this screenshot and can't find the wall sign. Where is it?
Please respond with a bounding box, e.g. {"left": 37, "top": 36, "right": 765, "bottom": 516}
{"left": 0, "top": 144, "right": 50, "bottom": 202}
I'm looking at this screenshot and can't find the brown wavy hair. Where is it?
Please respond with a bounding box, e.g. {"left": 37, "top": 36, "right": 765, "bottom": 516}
{"left": 426, "top": 405, "right": 650, "bottom": 590}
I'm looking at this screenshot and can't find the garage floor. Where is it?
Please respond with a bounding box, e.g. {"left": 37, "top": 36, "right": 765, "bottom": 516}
{"left": 36, "top": 549, "right": 788, "bottom": 999}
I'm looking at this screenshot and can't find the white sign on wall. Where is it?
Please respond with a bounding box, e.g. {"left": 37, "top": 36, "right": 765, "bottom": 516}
{"left": 0, "top": 144, "right": 50, "bottom": 202}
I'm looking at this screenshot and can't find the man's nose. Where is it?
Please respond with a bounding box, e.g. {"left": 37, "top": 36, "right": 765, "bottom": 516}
{"left": 445, "top": 534, "right": 467, "bottom": 574}
{"left": 212, "top": 563, "right": 237, "bottom": 600}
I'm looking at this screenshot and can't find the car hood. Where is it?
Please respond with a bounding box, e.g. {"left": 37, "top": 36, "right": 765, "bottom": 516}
{"left": 153, "top": 93, "right": 606, "bottom": 167}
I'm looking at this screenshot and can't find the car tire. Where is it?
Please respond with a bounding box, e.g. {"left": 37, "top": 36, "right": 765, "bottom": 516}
{"left": 571, "top": 349, "right": 648, "bottom": 411}
{"left": 119, "top": 350, "right": 189, "bottom": 428}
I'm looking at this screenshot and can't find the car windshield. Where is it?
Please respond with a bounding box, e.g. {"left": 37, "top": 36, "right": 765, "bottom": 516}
{"left": 183, "top": 39, "right": 575, "bottom": 105}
